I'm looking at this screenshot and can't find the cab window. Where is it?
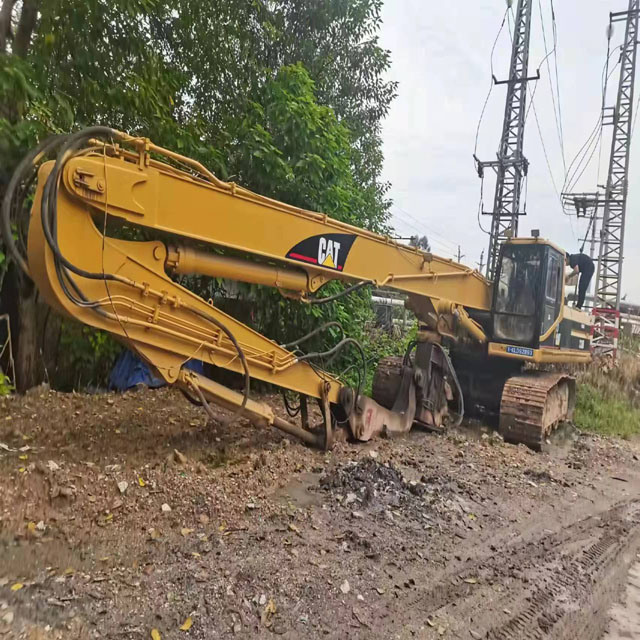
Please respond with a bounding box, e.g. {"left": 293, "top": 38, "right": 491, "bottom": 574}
{"left": 493, "top": 245, "right": 542, "bottom": 344}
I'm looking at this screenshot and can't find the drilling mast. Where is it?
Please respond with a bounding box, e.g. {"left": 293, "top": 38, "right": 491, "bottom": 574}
{"left": 592, "top": 0, "right": 640, "bottom": 357}
{"left": 476, "top": 0, "right": 537, "bottom": 279}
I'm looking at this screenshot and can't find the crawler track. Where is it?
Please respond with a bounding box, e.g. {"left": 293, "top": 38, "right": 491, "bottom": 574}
{"left": 499, "top": 372, "right": 576, "bottom": 450}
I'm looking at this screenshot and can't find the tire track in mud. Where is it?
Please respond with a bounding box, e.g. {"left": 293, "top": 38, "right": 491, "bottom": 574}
{"left": 384, "top": 499, "right": 640, "bottom": 638}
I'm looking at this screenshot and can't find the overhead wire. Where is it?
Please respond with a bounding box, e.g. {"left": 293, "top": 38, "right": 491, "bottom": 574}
{"left": 563, "top": 44, "right": 619, "bottom": 206}
{"left": 538, "top": 0, "right": 566, "bottom": 174}
{"left": 549, "top": 0, "right": 566, "bottom": 171}
{"left": 391, "top": 203, "right": 460, "bottom": 250}
{"left": 473, "top": 6, "right": 509, "bottom": 157}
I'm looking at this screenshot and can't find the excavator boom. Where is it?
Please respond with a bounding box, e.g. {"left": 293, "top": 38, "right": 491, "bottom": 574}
{"left": 4, "top": 128, "right": 591, "bottom": 450}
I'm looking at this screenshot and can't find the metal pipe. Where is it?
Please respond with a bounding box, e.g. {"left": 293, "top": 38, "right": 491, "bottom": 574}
{"left": 434, "top": 299, "right": 487, "bottom": 343}
{"left": 167, "top": 245, "right": 309, "bottom": 293}
{"left": 273, "top": 416, "right": 323, "bottom": 447}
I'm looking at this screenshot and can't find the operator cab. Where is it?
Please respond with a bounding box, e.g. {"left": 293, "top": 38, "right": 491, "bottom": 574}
{"left": 491, "top": 238, "right": 564, "bottom": 349}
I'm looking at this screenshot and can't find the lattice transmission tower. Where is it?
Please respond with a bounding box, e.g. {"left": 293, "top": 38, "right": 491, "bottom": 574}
{"left": 475, "top": 0, "right": 538, "bottom": 279}
{"left": 592, "top": 1, "right": 640, "bottom": 357}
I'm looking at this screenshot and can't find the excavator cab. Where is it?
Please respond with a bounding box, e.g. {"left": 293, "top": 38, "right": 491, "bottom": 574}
{"left": 491, "top": 239, "right": 563, "bottom": 349}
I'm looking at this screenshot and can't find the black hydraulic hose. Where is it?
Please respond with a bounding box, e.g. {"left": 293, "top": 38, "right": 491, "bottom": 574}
{"left": 281, "top": 389, "right": 301, "bottom": 417}
{"left": 305, "top": 280, "right": 371, "bottom": 304}
{"left": 281, "top": 321, "right": 344, "bottom": 349}
{"left": 403, "top": 340, "right": 417, "bottom": 367}
{"left": 433, "top": 342, "right": 464, "bottom": 427}
{"left": 32, "top": 127, "right": 251, "bottom": 421}
{"left": 1, "top": 135, "right": 65, "bottom": 276}
{"left": 40, "top": 127, "right": 128, "bottom": 283}
{"left": 297, "top": 337, "right": 366, "bottom": 399}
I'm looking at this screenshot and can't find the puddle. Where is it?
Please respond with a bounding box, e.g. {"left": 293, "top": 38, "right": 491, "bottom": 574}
{"left": 272, "top": 471, "right": 324, "bottom": 509}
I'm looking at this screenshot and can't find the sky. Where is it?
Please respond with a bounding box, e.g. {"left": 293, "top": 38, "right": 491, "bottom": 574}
{"left": 380, "top": 0, "right": 640, "bottom": 302}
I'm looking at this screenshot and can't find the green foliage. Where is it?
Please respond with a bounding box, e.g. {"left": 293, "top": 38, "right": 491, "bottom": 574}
{"left": 0, "top": 0, "right": 396, "bottom": 390}
{"left": 57, "top": 322, "right": 121, "bottom": 390}
{"left": 358, "top": 326, "right": 416, "bottom": 395}
{"left": 574, "top": 382, "right": 640, "bottom": 439}
{"left": 0, "top": 369, "right": 15, "bottom": 395}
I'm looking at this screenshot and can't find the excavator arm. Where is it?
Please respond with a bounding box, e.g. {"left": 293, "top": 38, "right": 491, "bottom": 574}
{"left": 6, "top": 128, "right": 493, "bottom": 447}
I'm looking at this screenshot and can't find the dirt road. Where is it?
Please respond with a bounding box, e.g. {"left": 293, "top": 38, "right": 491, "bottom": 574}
{"left": 1, "top": 387, "right": 639, "bottom": 639}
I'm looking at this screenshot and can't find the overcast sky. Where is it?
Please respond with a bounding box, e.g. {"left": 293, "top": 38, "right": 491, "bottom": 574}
{"left": 380, "top": 0, "right": 640, "bottom": 302}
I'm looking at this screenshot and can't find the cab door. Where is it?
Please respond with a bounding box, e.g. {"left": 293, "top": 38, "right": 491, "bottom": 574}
{"left": 540, "top": 247, "right": 563, "bottom": 345}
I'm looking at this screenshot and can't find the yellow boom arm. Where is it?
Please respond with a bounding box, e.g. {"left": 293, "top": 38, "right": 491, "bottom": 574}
{"left": 17, "top": 129, "right": 491, "bottom": 446}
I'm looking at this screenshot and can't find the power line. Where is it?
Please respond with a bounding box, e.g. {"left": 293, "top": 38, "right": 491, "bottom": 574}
{"left": 530, "top": 93, "right": 574, "bottom": 239}
{"left": 390, "top": 216, "right": 458, "bottom": 257}
{"left": 390, "top": 204, "right": 461, "bottom": 249}
{"left": 549, "top": 0, "right": 566, "bottom": 173}
{"left": 538, "top": 0, "right": 566, "bottom": 174}
{"left": 596, "top": 35, "right": 614, "bottom": 187}
{"left": 474, "top": 7, "right": 509, "bottom": 156}
{"left": 562, "top": 47, "right": 621, "bottom": 205}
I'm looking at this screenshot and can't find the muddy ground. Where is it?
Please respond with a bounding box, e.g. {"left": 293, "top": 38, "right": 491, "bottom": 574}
{"left": 1, "top": 386, "right": 639, "bottom": 640}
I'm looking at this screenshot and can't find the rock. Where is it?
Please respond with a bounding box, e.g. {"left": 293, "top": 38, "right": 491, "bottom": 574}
{"left": 47, "top": 460, "right": 60, "bottom": 472}
{"left": 345, "top": 493, "right": 357, "bottom": 505}
{"left": 369, "top": 451, "right": 379, "bottom": 459}
{"left": 173, "top": 449, "right": 188, "bottom": 465}
{"left": 117, "top": 481, "right": 128, "bottom": 495}
{"left": 259, "top": 594, "right": 267, "bottom": 606}
{"left": 161, "top": 503, "right": 172, "bottom": 513}
{"left": 340, "top": 580, "right": 350, "bottom": 594}
{"left": 2, "top": 611, "right": 14, "bottom": 625}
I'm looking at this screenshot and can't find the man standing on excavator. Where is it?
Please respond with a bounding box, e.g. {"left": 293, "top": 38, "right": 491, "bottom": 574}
{"left": 565, "top": 252, "right": 595, "bottom": 310}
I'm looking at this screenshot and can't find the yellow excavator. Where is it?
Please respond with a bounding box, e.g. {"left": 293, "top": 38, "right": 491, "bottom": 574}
{"left": 2, "top": 128, "right": 592, "bottom": 451}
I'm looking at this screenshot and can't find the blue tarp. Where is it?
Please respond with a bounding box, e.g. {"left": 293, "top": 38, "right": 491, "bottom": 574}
{"left": 109, "top": 350, "right": 204, "bottom": 392}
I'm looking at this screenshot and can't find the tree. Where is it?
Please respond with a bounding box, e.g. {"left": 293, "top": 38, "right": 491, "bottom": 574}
{"left": 0, "top": 0, "right": 395, "bottom": 390}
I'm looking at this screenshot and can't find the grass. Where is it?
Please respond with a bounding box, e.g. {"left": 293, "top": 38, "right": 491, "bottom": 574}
{"left": 574, "top": 354, "right": 640, "bottom": 439}
{"left": 574, "top": 382, "right": 640, "bottom": 439}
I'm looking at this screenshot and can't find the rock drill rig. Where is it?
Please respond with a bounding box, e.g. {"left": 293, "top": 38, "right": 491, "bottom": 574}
{"left": 2, "top": 128, "right": 592, "bottom": 450}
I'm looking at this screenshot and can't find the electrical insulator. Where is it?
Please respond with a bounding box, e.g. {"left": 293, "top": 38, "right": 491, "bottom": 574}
{"left": 506, "top": 0, "right": 514, "bottom": 7}
{"left": 606, "top": 23, "right": 614, "bottom": 40}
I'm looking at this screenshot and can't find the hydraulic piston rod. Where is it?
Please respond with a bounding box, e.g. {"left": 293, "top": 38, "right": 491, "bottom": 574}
{"left": 166, "top": 245, "right": 312, "bottom": 294}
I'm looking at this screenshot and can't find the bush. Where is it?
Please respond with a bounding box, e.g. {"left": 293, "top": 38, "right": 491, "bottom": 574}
{"left": 574, "top": 354, "right": 640, "bottom": 438}
{"left": 56, "top": 322, "right": 121, "bottom": 391}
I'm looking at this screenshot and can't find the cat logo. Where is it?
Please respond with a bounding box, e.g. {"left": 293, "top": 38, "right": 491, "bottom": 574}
{"left": 318, "top": 237, "right": 340, "bottom": 269}
{"left": 286, "top": 233, "right": 356, "bottom": 272}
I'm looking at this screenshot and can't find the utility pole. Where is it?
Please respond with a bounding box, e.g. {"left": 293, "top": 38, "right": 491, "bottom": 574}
{"left": 457, "top": 246, "right": 465, "bottom": 263}
{"left": 475, "top": 0, "right": 538, "bottom": 280}
{"left": 592, "top": 1, "right": 640, "bottom": 358}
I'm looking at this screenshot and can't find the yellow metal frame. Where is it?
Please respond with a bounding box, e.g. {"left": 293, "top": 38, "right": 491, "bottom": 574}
{"left": 25, "top": 135, "right": 593, "bottom": 425}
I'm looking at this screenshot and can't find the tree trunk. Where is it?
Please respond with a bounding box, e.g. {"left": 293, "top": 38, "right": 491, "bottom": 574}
{"left": 16, "top": 281, "right": 40, "bottom": 390}
{"left": 0, "top": 0, "right": 16, "bottom": 54}
{"left": 14, "top": 0, "right": 38, "bottom": 58}
{"left": 0, "top": 264, "right": 43, "bottom": 391}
